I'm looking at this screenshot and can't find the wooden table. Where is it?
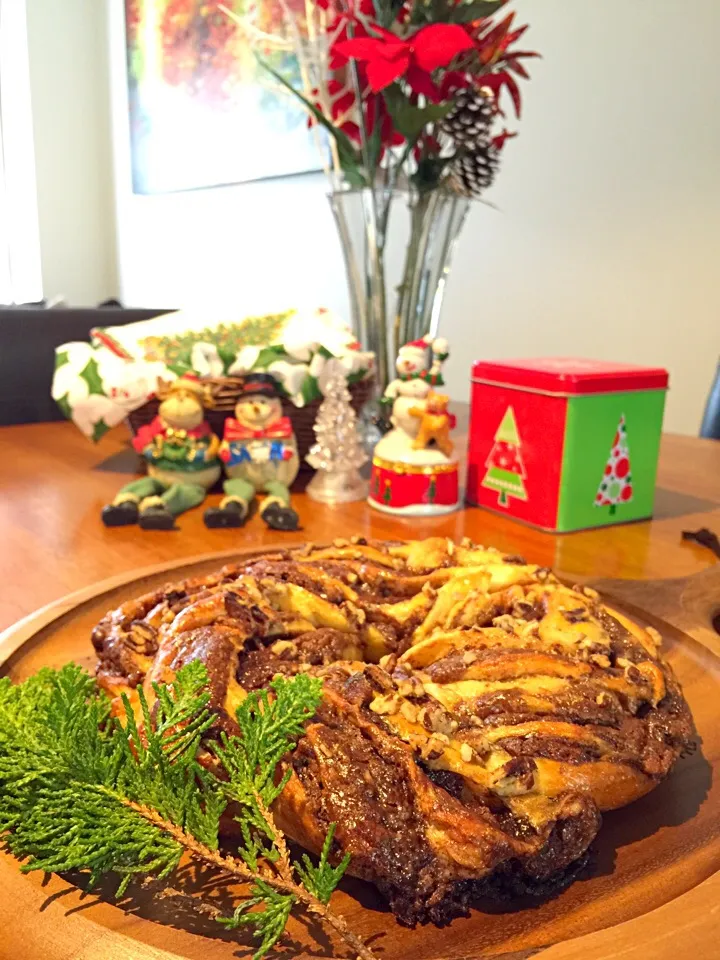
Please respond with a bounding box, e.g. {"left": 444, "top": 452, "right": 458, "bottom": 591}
{"left": 0, "top": 420, "right": 720, "bottom": 960}
{"left": 0, "top": 422, "right": 718, "bottom": 632}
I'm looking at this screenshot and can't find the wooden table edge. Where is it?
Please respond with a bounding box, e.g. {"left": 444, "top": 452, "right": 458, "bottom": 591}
{"left": 1, "top": 548, "right": 719, "bottom": 960}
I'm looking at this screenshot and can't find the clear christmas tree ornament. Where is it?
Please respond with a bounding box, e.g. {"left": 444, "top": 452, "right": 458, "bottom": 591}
{"left": 306, "top": 363, "right": 369, "bottom": 504}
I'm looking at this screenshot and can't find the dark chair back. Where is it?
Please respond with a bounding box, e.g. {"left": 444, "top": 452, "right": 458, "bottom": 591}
{"left": 700, "top": 360, "right": 720, "bottom": 440}
{"left": 0, "top": 308, "right": 174, "bottom": 426}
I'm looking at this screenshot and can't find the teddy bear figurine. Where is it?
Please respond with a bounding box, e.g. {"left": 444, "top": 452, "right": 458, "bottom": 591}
{"left": 203, "top": 373, "right": 300, "bottom": 531}
{"left": 101, "top": 374, "right": 221, "bottom": 530}
{"left": 409, "top": 390, "right": 456, "bottom": 458}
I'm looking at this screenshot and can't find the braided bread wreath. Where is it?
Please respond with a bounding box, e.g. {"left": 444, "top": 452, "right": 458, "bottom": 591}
{"left": 92, "top": 537, "right": 694, "bottom": 926}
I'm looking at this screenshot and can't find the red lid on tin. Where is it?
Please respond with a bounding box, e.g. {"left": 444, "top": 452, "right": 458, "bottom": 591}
{"left": 471, "top": 357, "right": 669, "bottom": 395}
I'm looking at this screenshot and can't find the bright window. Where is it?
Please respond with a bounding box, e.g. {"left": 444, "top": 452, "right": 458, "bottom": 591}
{"left": 0, "top": 0, "right": 42, "bottom": 304}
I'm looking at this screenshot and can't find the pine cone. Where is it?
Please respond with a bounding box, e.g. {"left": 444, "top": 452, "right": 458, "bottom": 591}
{"left": 441, "top": 89, "right": 500, "bottom": 198}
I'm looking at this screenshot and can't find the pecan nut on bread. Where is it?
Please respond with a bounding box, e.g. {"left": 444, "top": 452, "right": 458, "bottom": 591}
{"left": 92, "top": 538, "right": 694, "bottom": 925}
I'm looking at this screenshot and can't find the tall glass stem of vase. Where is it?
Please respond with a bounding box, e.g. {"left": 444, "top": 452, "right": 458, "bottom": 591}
{"left": 360, "top": 187, "right": 391, "bottom": 392}
{"left": 394, "top": 190, "right": 470, "bottom": 362}
{"left": 330, "top": 187, "right": 469, "bottom": 392}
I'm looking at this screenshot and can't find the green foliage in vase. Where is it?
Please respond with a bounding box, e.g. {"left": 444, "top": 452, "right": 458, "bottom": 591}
{"left": 0, "top": 663, "right": 367, "bottom": 960}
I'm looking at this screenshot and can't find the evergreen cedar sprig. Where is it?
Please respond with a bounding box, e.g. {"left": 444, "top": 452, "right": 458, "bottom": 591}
{"left": 0, "top": 663, "right": 372, "bottom": 960}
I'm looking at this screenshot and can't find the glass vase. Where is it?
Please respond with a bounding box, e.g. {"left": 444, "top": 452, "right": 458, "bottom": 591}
{"left": 330, "top": 187, "right": 470, "bottom": 393}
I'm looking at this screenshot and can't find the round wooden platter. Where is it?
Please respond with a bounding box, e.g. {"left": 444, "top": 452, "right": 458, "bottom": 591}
{"left": 1, "top": 548, "right": 720, "bottom": 960}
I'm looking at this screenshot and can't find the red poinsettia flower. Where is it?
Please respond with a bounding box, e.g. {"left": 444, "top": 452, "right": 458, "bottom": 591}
{"left": 332, "top": 23, "right": 475, "bottom": 96}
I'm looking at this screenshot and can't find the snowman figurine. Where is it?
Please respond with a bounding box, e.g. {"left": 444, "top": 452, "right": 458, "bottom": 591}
{"left": 203, "top": 373, "right": 300, "bottom": 531}
{"left": 368, "top": 335, "right": 459, "bottom": 516}
{"left": 382, "top": 336, "right": 448, "bottom": 438}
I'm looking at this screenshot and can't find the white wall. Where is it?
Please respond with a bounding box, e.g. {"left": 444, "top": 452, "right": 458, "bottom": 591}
{"left": 26, "top": 0, "right": 118, "bottom": 305}
{"left": 108, "top": 0, "right": 720, "bottom": 434}
{"left": 442, "top": 0, "right": 720, "bottom": 436}
{"left": 107, "top": 0, "right": 345, "bottom": 317}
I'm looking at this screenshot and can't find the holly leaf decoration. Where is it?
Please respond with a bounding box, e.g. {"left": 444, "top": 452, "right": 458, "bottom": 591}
{"left": 92, "top": 418, "right": 110, "bottom": 443}
{"left": 254, "top": 346, "right": 287, "bottom": 369}
{"left": 167, "top": 360, "right": 193, "bottom": 377}
{"left": 79, "top": 358, "right": 105, "bottom": 396}
{"left": 55, "top": 350, "right": 70, "bottom": 370}
{"left": 218, "top": 345, "right": 237, "bottom": 372}
{"left": 301, "top": 376, "right": 321, "bottom": 406}
{"left": 383, "top": 85, "right": 452, "bottom": 140}
{"left": 55, "top": 392, "right": 72, "bottom": 420}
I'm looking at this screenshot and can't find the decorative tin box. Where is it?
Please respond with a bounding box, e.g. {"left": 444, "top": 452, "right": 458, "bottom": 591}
{"left": 467, "top": 358, "right": 668, "bottom": 532}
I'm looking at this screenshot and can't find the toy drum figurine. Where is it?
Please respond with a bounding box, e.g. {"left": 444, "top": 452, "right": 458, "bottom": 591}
{"left": 369, "top": 336, "right": 459, "bottom": 516}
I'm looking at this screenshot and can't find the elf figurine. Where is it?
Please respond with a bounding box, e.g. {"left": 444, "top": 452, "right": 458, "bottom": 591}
{"left": 203, "top": 373, "right": 300, "bottom": 531}
{"left": 101, "top": 375, "right": 221, "bottom": 530}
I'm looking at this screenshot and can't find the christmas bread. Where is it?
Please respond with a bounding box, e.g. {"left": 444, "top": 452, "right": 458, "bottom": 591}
{"left": 91, "top": 537, "right": 693, "bottom": 925}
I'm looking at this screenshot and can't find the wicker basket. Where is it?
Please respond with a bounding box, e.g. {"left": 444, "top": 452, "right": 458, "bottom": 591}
{"left": 126, "top": 375, "right": 375, "bottom": 473}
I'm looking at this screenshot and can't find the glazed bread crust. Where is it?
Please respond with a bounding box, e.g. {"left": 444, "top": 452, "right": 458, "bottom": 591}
{"left": 92, "top": 537, "right": 693, "bottom": 924}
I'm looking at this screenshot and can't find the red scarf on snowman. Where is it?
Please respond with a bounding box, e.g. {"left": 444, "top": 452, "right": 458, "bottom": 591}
{"left": 222, "top": 416, "right": 294, "bottom": 441}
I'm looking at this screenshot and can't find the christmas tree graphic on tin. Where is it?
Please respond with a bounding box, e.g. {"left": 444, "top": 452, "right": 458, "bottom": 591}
{"left": 482, "top": 406, "right": 528, "bottom": 507}
{"left": 595, "top": 415, "right": 633, "bottom": 515}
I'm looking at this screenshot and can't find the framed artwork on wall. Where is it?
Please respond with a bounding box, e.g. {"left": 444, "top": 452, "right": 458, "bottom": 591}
{"left": 125, "top": 0, "right": 322, "bottom": 195}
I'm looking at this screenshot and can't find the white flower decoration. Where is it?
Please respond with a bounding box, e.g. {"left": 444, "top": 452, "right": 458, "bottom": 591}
{"left": 282, "top": 331, "right": 316, "bottom": 362}
{"left": 53, "top": 341, "right": 182, "bottom": 438}
{"left": 282, "top": 308, "right": 359, "bottom": 361}
{"left": 191, "top": 342, "right": 224, "bottom": 377}
{"left": 281, "top": 311, "right": 321, "bottom": 361}
{"left": 308, "top": 353, "right": 326, "bottom": 379}
{"left": 319, "top": 326, "right": 358, "bottom": 357}
{"left": 268, "top": 360, "right": 309, "bottom": 405}
{"left": 227, "top": 345, "right": 261, "bottom": 375}
{"left": 52, "top": 342, "right": 96, "bottom": 401}
{"left": 337, "top": 348, "right": 374, "bottom": 376}
{"left": 52, "top": 365, "right": 89, "bottom": 405}
{"left": 73, "top": 394, "right": 124, "bottom": 438}
{"left": 110, "top": 360, "right": 176, "bottom": 413}
{"left": 305, "top": 349, "right": 372, "bottom": 397}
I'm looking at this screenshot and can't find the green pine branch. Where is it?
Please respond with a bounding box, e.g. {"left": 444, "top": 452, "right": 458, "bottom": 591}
{"left": 295, "top": 823, "right": 352, "bottom": 905}
{"left": 217, "top": 877, "right": 295, "bottom": 958}
{"left": 0, "top": 664, "right": 374, "bottom": 960}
